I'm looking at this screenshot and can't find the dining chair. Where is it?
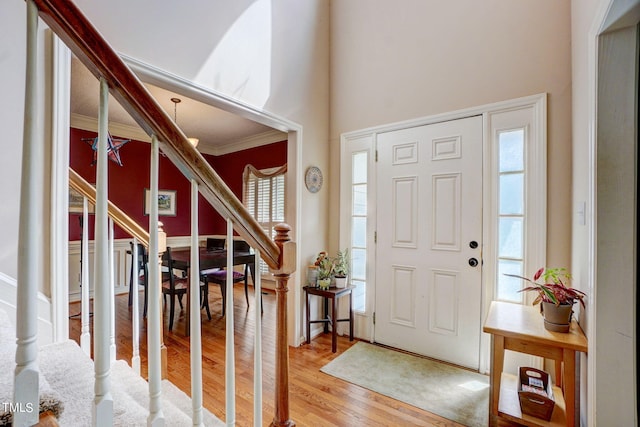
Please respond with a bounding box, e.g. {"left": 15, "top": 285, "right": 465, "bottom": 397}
{"left": 201, "top": 266, "right": 248, "bottom": 316}
{"left": 206, "top": 237, "right": 225, "bottom": 252}
{"left": 200, "top": 240, "right": 261, "bottom": 316}
{"left": 128, "top": 242, "right": 148, "bottom": 318}
{"left": 162, "top": 247, "right": 211, "bottom": 331}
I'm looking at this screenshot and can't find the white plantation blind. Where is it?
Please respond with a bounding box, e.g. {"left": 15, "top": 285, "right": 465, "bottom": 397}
{"left": 243, "top": 164, "right": 287, "bottom": 275}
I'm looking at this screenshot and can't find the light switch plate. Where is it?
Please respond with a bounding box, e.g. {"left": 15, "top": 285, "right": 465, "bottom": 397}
{"left": 576, "top": 201, "right": 586, "bottom": 226}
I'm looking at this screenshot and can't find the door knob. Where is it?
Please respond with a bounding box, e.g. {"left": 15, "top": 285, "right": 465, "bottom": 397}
{"left": 468, "top": 257, "right": 479, "bottom": 267}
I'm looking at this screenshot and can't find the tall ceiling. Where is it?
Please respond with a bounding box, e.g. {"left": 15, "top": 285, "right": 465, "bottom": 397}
{"left": 70, "top": 57, "right": 285, "bottom": 155}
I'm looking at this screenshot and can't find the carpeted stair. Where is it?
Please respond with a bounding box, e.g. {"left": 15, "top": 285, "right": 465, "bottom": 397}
{"left": 1, "top": 309, "right": 224, "bottom": 426}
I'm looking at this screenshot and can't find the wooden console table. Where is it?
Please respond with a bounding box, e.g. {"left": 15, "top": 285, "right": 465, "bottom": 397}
{"left": 304, "top": 285, "right": 354, "bottom": 352}
{"left": 483, "top": 301, "right": 588, "bottom": 427}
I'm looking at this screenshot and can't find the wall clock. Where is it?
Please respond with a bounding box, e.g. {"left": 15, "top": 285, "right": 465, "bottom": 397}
{"left": 305, "top": 166, "right": 323, "bottom": 193}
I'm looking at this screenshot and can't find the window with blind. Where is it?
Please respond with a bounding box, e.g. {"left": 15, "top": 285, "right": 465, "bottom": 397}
{"left": 243, "top": 164, "right": 287, "bottom": 275}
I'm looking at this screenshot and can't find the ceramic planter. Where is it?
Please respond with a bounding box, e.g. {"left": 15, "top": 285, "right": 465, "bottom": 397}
{"left": 317, "top": 278, "right": 331, "bottom": 290}
{"left": 334, "top": 275, "right": 348, "bottom": 288}
{"left": 540, "top": 301, "right": 573, "bottom": 332}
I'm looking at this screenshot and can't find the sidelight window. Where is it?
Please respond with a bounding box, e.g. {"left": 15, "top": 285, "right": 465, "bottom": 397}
{"left": 496, "top": 129, "right": 526, "bottom": 302}
{"left": 350, "top": 151, "right": 368, "bottom": 312}
{"left": 340, "top": 134, "right": 374, "bottom": 315}
{"left": 489, "top": 99, "right": 547, "bottom": 306}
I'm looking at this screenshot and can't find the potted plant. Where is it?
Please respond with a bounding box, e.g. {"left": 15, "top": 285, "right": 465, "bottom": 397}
{"left": 505, "top": 267, "right": 586, "bottom": 332}
{"left": 315, "top": 252, "right": 333, "bottom": 290}
{"left": 332, "top": 248, "right": 350, "bottom": 288}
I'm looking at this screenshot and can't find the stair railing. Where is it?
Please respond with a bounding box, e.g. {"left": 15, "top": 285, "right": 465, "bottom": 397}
{"left": 69, "top": 168, "right": 150, "bottom": 248}
{"left": 69, "top": 167, "right": 150, "bottom": 373}
{"left": 17, "top": 0, "right": 296, "bottom": 426}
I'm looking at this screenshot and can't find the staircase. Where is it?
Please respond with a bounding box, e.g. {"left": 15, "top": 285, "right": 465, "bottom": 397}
{"left": 1, "top": 309, "right": 224, "bottom": 426}
{"left": 10, "top": 0, "right": 297, "bottom": 425}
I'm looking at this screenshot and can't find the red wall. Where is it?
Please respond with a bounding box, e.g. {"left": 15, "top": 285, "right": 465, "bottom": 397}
{"left": 69, "top": 128, "right": 287, "bottom": 241}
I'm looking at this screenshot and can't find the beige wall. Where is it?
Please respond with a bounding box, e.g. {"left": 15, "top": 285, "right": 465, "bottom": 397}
{"left": 329, "top": 0, "right": 573, "bottom": 268}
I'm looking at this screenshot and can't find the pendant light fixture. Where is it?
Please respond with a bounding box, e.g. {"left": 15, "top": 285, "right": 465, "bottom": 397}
{"left": 170, "top": 97, "right": 199, "bottom": 148}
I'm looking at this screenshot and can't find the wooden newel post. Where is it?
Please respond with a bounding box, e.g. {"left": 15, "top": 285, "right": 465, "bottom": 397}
{"left": 270, "top": 223, "right": 296, "bottom": 427}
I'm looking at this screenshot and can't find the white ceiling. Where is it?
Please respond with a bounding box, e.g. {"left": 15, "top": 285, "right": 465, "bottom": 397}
{"left": 70, "top": 57, "right": 285, "bottom": 155}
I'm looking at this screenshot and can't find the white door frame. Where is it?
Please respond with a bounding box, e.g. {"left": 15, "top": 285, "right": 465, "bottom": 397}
{"left": 50, "top": 44, "right": 305, "bottom": 347}
{"left": 586, "top": 1, "right": 640, "bottom": 424}
{"left": 340, "top": 93, "right": 547, "bottom": 374}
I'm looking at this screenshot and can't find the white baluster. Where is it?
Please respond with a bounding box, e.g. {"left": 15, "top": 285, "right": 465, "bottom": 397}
{"left": 131, "top": 238, "right": 141, "bottom": 375}
{"left": 50, "top": 34, "right": 71, "bottom": 344}
{"left": 190, "top": 180, "right": 204, "bottom": 426}
{"left": 253, "top": 251, "right": 262, "bottom": 427}
{"left": 226, "top": 219, "right": 236, "bottom": 426}
{"left": 14, "top": 2, "right": 40, "bottom": 425}
{"left": 147, "top": 134, "right": 165, "bottom": 426}
{"left": 109, "top": 217, "right": 116, "bottom": 364}
{"left": 80, "top": 196, "right": 91, "bottom": 355}
{"left": 92, "top": 77, "right": 113, "bottom": 426}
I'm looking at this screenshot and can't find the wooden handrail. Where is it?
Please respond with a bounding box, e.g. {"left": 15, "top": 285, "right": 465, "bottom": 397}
{"left": 35, "top": 0, "right": 281, "bottom": 269}
{"left": 69, "top": 168, "right": 150, "bottom": 248}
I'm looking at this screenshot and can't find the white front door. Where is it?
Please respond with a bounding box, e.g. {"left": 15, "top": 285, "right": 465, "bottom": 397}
{"left": 374, "top": 116, "right": 483, "bottom": 369}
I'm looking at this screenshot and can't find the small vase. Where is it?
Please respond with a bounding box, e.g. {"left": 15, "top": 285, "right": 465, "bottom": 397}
{"left": 541, "top": 301, "right": 573, "bottom": 332}
{"left": 307, "top": 266, "right": 318, "bottom": 286}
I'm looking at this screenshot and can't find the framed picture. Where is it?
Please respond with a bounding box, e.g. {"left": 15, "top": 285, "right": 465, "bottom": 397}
{"left": 69, "top": 187, "right": 95, "bottom": 214}
{"left": 144, "top": 189, "right": 177, "bottom": 216}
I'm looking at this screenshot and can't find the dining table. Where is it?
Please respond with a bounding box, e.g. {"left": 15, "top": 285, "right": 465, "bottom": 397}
{"left": 166, "top": 246, "right": 256, "bottom": 336}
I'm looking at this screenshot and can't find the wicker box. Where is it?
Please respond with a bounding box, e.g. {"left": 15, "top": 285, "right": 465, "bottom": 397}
{"left": 518, "top": 367, "right": 555, "bottom": 421}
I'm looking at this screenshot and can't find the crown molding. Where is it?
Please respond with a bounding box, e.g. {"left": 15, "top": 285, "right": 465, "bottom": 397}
{"left": 199, "top": 129, "right": 287, "bottom": 156}
{"left": 70, "top": 113, "right": 151, "bottom": 143}
{"left": 71, "top": 113, "right": 284, "bottom": 155}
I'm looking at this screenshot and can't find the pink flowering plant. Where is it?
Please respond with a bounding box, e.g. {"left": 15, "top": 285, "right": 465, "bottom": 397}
{"left": 506, "top": 267, "right": 586, "bottom": 307}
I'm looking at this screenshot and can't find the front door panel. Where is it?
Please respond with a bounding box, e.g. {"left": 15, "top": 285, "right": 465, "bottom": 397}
{"left": 375, "top": 116, "right": 483, "bottom": 369}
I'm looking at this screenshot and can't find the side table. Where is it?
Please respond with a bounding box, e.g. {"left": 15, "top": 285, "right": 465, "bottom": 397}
{"left": 304, "top": 285, "right": 355, "bottom": 352}
{"left": 483, "top": 301, "right": 588, "bottom": 427}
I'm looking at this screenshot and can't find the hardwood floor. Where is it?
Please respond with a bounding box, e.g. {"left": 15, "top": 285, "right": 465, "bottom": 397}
{"left": 69, "top": 286, "right": 467, "bottom": 426}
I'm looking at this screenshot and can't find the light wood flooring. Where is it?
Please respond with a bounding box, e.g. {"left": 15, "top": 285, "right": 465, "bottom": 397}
{"left": 69, "top": 286, "right": 469, "bottom": 426}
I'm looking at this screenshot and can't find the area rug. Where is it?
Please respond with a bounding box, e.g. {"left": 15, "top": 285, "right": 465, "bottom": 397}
{"left": 320, "top": 342, "right": 489, "bottom": 427}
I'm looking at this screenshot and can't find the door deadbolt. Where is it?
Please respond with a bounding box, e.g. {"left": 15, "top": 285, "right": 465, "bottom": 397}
{"left": 469, "top": 241, "right": 478, "bottom": 249}
{"left": 468, "top": 257, "right": 479, "bottom": 267}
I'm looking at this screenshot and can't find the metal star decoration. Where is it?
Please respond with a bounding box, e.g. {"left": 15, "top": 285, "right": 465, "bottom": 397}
{"left": 82, "top": 133, "right": 131, "bottom": 166}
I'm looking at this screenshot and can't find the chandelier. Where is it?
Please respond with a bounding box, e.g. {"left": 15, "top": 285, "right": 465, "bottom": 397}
{"left": 170, "top": 97, "right": 199, "bottom": 148}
